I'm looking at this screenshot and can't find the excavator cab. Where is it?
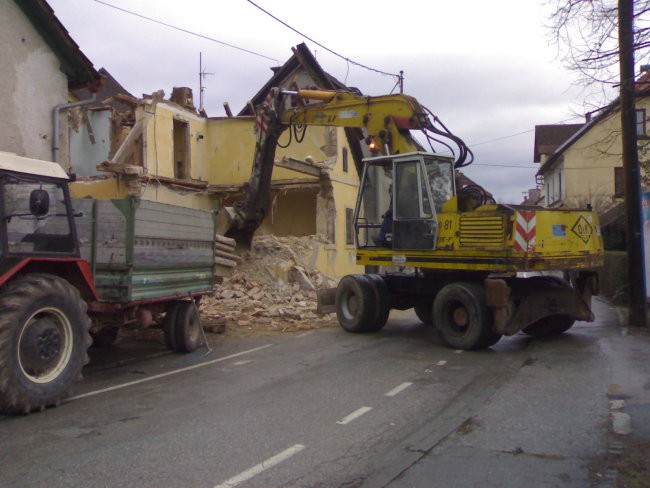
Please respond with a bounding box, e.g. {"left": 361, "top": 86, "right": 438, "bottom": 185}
{"left": 355, "top": 152, "right": 454, "bottom": 251}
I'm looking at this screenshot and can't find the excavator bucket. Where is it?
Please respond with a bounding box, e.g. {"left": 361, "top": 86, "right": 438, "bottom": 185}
{"left": 316, "top": 287, "right": 337, "bottom": 314}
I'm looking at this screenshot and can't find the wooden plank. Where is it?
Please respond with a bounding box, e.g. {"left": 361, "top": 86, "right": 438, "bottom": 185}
{"left": 215, "top": 234, "right": 236, "bottom": 246}
{"left": 215, "top": 249, "right": 242, "bottom": 263}
{"left": 215, "top": 242, "right": 236, "bottom": 253}
{"left": 215, "top": 256, "right": 238, "bottom": 268}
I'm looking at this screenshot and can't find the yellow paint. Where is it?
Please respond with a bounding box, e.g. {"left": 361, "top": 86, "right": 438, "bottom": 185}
{"left": 542, "top": 97, "right": 650, "bottom": 208}
{"left": 77, "top": 101, "right": 363, "bottom": 278}
{"left": 69, "top": 177, "right": 128, "bottom": 199}
{"left": 356, "top": 207, "right": 603, "bottom": 272}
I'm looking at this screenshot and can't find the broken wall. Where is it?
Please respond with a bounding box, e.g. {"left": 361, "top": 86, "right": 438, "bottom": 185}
{"left": 0, "top": 1, "right": 68, "bottom": 161}
{"left": 69, "top": 108, "right": 112, "bottom": 176}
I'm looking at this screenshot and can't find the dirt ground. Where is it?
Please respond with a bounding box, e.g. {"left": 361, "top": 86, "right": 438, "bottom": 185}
{"left": 590, "top": 439, "right": 650, "bottom": 487}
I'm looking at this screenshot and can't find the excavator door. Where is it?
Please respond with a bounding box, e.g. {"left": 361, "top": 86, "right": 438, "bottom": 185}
{"left": 355, "top": 152, "right": 452, "bottom": 251}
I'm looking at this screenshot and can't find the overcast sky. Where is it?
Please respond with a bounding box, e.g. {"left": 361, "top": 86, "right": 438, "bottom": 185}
{"left": 47, "top": 0, "right": 611, "bottom": 203}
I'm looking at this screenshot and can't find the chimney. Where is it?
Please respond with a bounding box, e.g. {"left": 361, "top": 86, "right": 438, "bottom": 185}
{"left": 171, "top": 87, "right": 196, "bottom": 112}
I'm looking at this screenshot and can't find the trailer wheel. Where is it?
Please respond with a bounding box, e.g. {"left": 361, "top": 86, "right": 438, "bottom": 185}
{"left": 433, "top": 282, "right": 501, "bottom": 350}
{"left": 365, "top": 274, "right": 390, "bottom": 332}
{"left": 336, "top": 275, "right": 377, "bottom": 333}
{"left": 523, "top": 315, "right": 575, "bottom": 337}
{"left": 173, "top": 301, "right": 202, "bottom": 353}
{"left": 0, "top": 273, "right": 91, "bottom": 414}
{"left": 162, "top": 302, "right": 182, "bottom": 351}
{"left": 414, "top": 302, "right": 433, "bottom": 326}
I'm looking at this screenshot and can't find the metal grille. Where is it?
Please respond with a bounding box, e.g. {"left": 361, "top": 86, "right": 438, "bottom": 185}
{"left": 459, "top": 215, "right": 505, "bottom": 248}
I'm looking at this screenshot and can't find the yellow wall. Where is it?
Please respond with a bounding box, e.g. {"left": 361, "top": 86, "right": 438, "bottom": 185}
{"left": 70, "top": 176, "right": 128, "bottom": 199}
{"left": 78, "top": 101, "right": 363, "bottom": 278}
{"left": 261, "top": 188, "right": 318, "bottom": 236}
{"left": 548, "top": 97, "right": 650, "bottom": 210}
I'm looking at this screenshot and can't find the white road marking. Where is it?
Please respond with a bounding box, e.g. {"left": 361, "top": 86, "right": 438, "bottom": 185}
{"left": 295, "top": 331, "right": 314, "bottom": 338}
{"left": 385, "top": 382, "right": 412, "bottom": 397}
{"left": 232, "top": 360, "right": 253, "bottom": 366}
{"left": 454, "top": 350, "right": 464, "bottom": 354}
{"left": 65, "top": 344, "right": 273, "bottom": 402}
{"left": 214, "top": 444, "right": 305, "bottom": 488}
{"left": 337, "top": 406, "right": 373, "bottom": 425}
{"left": 436, "top": 360, "right": 447, "bottom": 366}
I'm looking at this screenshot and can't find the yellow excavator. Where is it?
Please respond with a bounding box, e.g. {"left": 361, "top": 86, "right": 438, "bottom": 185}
{"left": 224, "top": 87, "right": 603, "bottom": 350}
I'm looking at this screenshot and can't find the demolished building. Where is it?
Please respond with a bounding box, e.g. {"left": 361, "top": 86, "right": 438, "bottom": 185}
{"left": 67, "top": 44, "right": 365, "bottom": 279}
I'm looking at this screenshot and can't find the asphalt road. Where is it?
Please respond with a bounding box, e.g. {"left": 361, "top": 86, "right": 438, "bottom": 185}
{"left": 0, "top": 299, "right": 626, "bottom": 488}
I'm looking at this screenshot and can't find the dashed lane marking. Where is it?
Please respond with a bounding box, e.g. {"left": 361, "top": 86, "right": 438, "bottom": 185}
{"left": 232, "top": 360, "right": 254, "bottom": 366}
{"left": 337, "top": 406, "right": 373, "bottom": 425}
{"left": 436, "top": 360, "right": 447, "bottom": 366}
{"left": 385, "top": 382, "right": 413, "bottom": 397}
{"left": 214, "top": 444, "right": 306, "bottom": 488}
{"left": 65, "top": 344, "right": 273, "bottom": 403}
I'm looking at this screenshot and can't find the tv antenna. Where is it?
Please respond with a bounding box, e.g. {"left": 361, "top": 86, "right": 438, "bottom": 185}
{"left": 199, "top": 52, "right": 214, "bottom": 113}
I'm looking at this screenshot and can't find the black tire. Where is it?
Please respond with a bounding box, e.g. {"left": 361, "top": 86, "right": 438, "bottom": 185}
{"left": 523, "top": 315, "right": 576, "bottom": 337}
{"left": 90, "top": 327, "right": 119, "bottom": 348}
{"left": 414, "top": 302, "right": 433, "bottom": 326}
{"left": 173, "top": 301, "right": 202, "bottom": 353}
{"left": 0, "top": 273, "right": 91, "bottom": 414}
{"left": 433, "top": 282, "right": 501, "bottom": 350}
{"left": 336, "top": 275, "right": 377, "bottom": 333}
{"left": 365, "top": 274, "right": 390, "bottom": 332}
{"left": 162, "top": 302, "right": 182, "bottom": 351}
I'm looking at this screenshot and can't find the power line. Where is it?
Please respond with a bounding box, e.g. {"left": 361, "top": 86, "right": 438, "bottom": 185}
{"left": 92, "top": 0, "right": 280, "bottom": 63}
{"left": 467, "top": 116, "right": 584, "bottom": 149}
{"left": 244, "top": 0, "right": 401, "bottom": 80}
{"left": 473, "top": 163, "right": 537, "bottom": 169}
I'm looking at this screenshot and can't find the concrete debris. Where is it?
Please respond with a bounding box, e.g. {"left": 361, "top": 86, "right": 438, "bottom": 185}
{"left": 201, "top": 234, "right": 338, "bottom": 333}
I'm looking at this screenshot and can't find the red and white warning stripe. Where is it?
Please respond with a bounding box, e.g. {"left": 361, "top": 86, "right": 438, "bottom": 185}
{"left": 514, "top": 210, "right": 536, "bottom": 252}
{"left": 255, "top": 90, "right": 277, "bottom": 138}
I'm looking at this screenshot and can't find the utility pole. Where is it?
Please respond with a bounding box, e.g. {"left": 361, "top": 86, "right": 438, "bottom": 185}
{"left": 618, "top": 0, "right": 648, "bottom": 326}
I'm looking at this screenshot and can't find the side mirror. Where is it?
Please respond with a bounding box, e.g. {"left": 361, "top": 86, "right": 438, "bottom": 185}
{"left": 30, "top": 189, "right": 50, "bottom": 216}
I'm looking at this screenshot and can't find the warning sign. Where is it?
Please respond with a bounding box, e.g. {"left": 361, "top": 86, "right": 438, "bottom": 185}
{"left": 571, "top": 215, "right": 593, "bottom": 244}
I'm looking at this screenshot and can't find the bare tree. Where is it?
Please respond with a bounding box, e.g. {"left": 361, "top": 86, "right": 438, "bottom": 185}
{"left": 548, "top": 0, "right": 650, "bottom": 105}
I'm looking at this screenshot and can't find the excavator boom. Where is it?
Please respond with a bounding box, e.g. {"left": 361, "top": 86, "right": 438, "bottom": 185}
{"left": 223, "top": 87, "right": 467, "bottom": 247}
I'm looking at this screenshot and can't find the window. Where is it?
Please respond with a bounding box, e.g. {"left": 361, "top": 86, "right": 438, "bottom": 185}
{"left": 342, "top": 147, "right": 349, "bottom": 173}
{"left": 636, "top": 109, "right": 647, "bottom": 138}
{"left": 173, "top": 119, "right": 190, "bottom": 179}
{"left": 3, "top": 179, "right": 75, "bottom": 254}
{"left": 614, "top": 167, "right": 624, "bottom": 198}
{"left": 345, "top": 207, "right": 354, "bottom": 245}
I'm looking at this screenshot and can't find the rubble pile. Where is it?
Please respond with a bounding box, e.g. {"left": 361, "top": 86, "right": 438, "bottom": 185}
{"left": 201, "top": 235, "right": 339, "bottom": 333}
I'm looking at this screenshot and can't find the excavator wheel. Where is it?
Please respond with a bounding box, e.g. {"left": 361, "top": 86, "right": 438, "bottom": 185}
{"left": 433, "top": 282, "right": 501, "bottom": 350}
{"left": 414, "top": 302, "right": 433, "bottom": 326}
{"left": 365, "top": 274, "right": 391, "bottom": 332}
{"left": 336, "top": 275, "right": 379, "bottom": 333}
{"left": 0, "top": 273, "right": 92, "bottom": 414}
{"left": 523, "top": 315, "right": 575, "bottom": 337}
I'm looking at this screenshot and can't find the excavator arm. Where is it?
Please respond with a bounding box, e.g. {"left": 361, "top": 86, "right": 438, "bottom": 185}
{"left": 224, "top": 87, "right": 470, "bottom": 247}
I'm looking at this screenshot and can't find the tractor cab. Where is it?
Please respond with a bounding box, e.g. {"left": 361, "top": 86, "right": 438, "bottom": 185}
{"left": 0, "top": 154, "right": 79, "bottom": 260}
{"left": 355, "top": 152, "right": 455, "bottom": 251}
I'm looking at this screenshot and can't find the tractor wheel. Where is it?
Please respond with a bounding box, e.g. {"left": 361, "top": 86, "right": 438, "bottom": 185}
{"left": 173, "top": 301, "right": 202, "bottom": 353}
{"left": 336, "top": 275, "right": 377, "bottom": 333}
{"left": 523, "top": 315, "right": 576, "bottom": 337}
{"left": 433, "top": 282, "right": 501, "bottom": 350}
{"left": 414, "top": 302, "right": 433, "bottom": 326}
{"left": 0, "top": 273, "right": 91, "bottom": 414}
{"left": 365, "top": 274, "right": 390, "bottom": 332}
